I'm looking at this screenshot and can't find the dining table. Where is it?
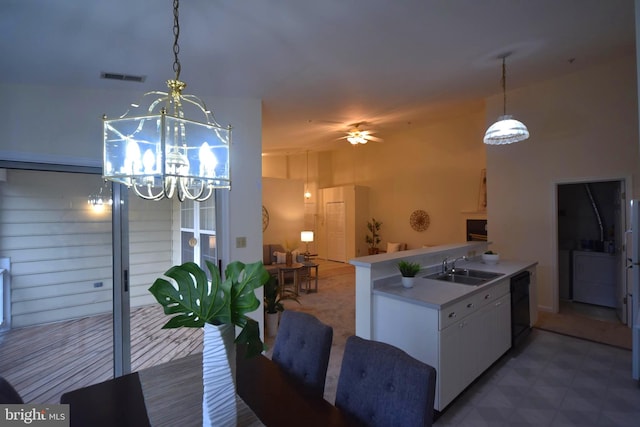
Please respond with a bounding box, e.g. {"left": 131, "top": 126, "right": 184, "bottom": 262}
{"left": 60, "top": 344, "right": 359, "bottom": 427}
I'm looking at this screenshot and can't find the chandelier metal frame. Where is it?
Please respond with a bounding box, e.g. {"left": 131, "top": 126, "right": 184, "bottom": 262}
{"left": 102, "top": 0, "right": 231, "bottom": 201}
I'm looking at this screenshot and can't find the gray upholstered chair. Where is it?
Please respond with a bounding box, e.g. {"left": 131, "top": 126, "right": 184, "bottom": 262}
{"left": 335, "top": 336, "right": 436, "bottom": 427}
{"left": 271, "top": 310, "right": 333, "bottom": 397}
{"left": 0, "top": 376, "right": 23, "bottom": 404}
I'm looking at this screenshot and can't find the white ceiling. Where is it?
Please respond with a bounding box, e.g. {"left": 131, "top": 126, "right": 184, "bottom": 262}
{"left": 1, "top": 0, "right": 635, "bottom": 155}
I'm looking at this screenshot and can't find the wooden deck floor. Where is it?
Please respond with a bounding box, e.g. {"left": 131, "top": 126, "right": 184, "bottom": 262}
{"left": 0, "top": 304, "right": 203, "bottom": 404}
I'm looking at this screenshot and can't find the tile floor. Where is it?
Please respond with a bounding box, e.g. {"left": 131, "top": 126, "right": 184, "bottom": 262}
{"left": 435, "top": 329, "right": 640, "bottom": 426}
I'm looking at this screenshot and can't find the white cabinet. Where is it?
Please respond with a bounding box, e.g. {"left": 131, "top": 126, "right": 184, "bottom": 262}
{"left": 439, "top": 311, "right": 476, "bottom": 407}
{"left": 438, "top": 290, "right": 510, "bottom": 409}
{"left": 372, "top": 278, "right": 511, "bottom": 411}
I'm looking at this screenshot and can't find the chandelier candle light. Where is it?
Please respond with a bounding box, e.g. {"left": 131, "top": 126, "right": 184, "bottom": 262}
{"left": 87, "top": 180, "right": 113, "bottom": 211}
{"left": 102, "top": 0, "right": 231, "bottom": 202}
{"left": 483, "top": 54, "right": 530, "bottom": 145}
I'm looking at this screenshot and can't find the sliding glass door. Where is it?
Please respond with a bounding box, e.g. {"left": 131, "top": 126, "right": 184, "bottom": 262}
{"left": 127, "top": 191, "right": 205, "bottom": 371}
{"left": 0, "top": 169, "right": 116, "bottom": 403}
{"left": 0, "top": 166, "right": 219, "bottom": 403}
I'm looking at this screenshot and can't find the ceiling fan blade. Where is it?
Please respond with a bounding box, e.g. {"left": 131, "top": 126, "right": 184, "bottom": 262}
{"left": 366, "top": 134, "right": 383, "bottom": 142}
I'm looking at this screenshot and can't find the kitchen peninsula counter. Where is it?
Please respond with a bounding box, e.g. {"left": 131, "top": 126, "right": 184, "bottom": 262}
{"left": 373, "top": 259, "right": 537, "bottom": 310}
{"left": 350, "top": 243, "right": 538, "bottom": 411}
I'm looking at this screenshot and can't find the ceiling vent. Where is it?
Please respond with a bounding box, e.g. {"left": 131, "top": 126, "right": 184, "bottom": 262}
{"left": 100, "top": 72, "right": 146, "bottom": 83}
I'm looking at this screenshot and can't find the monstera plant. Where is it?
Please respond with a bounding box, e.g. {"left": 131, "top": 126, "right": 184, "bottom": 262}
{"left": 149, "top": 259, "right": 270, "bottom": 357}
{"left": 149, "top": 259, "right": 270, "bottom": 426}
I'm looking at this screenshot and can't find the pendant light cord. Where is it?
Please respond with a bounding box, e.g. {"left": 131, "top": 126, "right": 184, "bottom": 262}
{"left": 173, "top": 0, "right": 181, "bottom": 81}
{"left": 501, "top": 56, "right": 507, "bottom": 116}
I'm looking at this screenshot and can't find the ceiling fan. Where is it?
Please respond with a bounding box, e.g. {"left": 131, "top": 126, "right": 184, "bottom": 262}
{"left": 341, "top": 122, "right": 383, "bottom": 145}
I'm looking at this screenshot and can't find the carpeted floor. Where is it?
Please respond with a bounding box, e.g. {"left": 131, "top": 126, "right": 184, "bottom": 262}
{"left": 264, "top": 259, "right": 355, "bottom": 404}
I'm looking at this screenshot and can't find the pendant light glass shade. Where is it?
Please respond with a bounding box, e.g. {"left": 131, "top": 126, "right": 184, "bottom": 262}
{"left": 484, "top": 55, "right": 529, "bottom": 145}
{"left": 483, "top": 115, "right": 529, "bottom": 145}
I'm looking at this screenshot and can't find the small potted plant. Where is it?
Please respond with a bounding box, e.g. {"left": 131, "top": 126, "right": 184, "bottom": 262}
{"left": 398, "top": 260, "right": 421, "bottom": 288}
{"left": 482, "top": 250, "right": 500, "bottom": 265}
{"left": 263, "top": 275, "right": 299, "bottom": 337}
{"left": 366, "top": 217, "right": 382, "bottom": 255}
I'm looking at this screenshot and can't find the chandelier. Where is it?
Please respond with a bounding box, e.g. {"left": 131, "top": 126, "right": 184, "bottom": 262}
{"left": 102, "top": 0, "right": 231, "bottom": 201}
{"left": 87, "top": 180, "right": 113, "bottom": 210}
{"left": 483, "top": 54, "right": 530, "bottom": 145}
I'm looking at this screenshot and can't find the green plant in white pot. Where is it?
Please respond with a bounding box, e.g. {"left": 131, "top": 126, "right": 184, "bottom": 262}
{"left": 149, "top": 259, "right": 269, "bottom": 427}
{"left": 398, "top": 260, "right": 421, "bottom": 288}
{"left": 263, "top": 275, "right": 299, "bottom": 338}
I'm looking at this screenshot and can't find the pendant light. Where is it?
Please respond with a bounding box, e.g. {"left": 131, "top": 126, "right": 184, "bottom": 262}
{"left": 102, "top": 0, "right": 231, "bottom": 201}
{"left": 483, "top": 54, "right": 530, "bottom": 145}
{"left": 304, "top": 151, "right": 312, "bottom": 199}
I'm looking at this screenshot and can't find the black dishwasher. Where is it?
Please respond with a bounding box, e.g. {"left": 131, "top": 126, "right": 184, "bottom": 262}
{"left": 510, "top": 271, "right": 531, "bottom": 347}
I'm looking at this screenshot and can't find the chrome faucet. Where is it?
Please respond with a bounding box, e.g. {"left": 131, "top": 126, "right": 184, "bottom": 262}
{"left": 450, "top": 256, "right": 468, "bottom": 272}
{"left": 441, "top": 257, "right": 449, "bottom": 274}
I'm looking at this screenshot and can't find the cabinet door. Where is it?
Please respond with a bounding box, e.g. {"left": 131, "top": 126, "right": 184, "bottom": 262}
{"left": 438, "top": 292, "right": 511, "bottom": 410}
{"left": 476, "top": 293, "right": 511, "bottom": 372}
{"left": 439, "top": 319, "right": 472, "bottom": 410}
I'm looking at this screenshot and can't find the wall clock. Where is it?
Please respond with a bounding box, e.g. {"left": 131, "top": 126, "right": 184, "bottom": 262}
{"left": 410, "top": 209, "right": 430, "bottom": 232}
{"left": 262, "top": 205, "right": 269, "bottom": 232}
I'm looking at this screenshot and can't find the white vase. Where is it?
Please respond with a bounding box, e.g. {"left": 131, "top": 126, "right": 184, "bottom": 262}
{"left": 401, "top": 276, "right": 415, "bottom": 288}
{"left": 266, "top": 311, "right": 280, "bottom": 338}
{"left": 202, "top": 323, "right": 237, "bottom": 427}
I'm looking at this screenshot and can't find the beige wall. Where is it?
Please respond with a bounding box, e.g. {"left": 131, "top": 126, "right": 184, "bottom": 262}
{"left": 262, "top": 55, "right": 638, "bottom": 317}
{"left": 262, "top": 177, "right": 305, "bottom": 249}
{"left": 486, "top": 54, "right": 640, "bottom": 312}
{"left": 263, "top": 103, "right": 487, "bottom": 256}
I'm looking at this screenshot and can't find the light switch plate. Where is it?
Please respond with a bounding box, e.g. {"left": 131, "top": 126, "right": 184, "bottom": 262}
{"left": 236, "top": 237, "right": 247, "bottom": 248}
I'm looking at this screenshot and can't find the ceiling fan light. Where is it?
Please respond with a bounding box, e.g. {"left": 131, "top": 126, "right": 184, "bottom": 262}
{"left": 483, "top": 115, "right": 530, "bottom": 145}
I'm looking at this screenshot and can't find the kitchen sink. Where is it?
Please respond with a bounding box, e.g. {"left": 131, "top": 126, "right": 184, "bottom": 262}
{"left": 424, "top": 269, "right": 503, "bottom": 286}
{"left": 451, "top": 269, "right": 503, "bottom": 280}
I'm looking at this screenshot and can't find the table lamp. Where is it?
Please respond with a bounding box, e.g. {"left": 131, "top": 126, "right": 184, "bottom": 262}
{"left": 300, "top": 231, "right": 314, "bottom": 255}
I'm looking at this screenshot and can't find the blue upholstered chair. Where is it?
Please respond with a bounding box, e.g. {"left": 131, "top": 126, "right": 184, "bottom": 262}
{"left": 0, "top": 376, "right": 23, "bottom": 404}
{"left": 271, "top": 310, "right": 333, "bottom": 397}
{"left": 335, "top": 336, "right": 436, "bottom": 427}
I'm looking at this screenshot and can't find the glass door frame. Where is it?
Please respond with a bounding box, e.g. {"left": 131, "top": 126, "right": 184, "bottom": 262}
{"left": 112, "top": 182, "right": 130, "bottom": 376}
{"left": 0, "top": 160, "right": 132, "bottom": 377}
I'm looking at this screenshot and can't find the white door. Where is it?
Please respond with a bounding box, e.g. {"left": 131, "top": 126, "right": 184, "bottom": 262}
{"left": 326, "top": 201, "right": 346, "bottom": 262}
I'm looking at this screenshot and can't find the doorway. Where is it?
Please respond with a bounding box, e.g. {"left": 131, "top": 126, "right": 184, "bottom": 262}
{"left": 556, "top": 180, "right": 627, "bottom": 327}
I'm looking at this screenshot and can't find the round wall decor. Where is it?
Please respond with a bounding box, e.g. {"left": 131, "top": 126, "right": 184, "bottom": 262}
{"left": 410, "top": 209, "right": 430, "bottom": 232}
{"left": 262, "top": 205, "right": 270, "bottom": 232}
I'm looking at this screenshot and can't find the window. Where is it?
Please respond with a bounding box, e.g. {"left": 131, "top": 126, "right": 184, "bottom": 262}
{"left": 180, "top": 197, "right": 217, "bottom": 276}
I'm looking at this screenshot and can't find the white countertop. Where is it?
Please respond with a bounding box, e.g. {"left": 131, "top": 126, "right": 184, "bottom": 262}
{"left": 372, "top": 259, "right": 537, "bottom": 309}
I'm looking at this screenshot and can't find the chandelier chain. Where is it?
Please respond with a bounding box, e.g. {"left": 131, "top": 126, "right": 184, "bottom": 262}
{"left": 172, "top": 0, "right": 181, "bottom": 80}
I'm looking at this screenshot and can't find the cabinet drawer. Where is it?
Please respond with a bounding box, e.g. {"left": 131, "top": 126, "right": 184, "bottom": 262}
{"left": 475, "top": 280, "right": 509, "bottom": 308}
{"left": 439, "top": 279, "right": 509, "bottom": 330}
{"left": 440, "top": 295, "right": 479, "bottom": 329}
